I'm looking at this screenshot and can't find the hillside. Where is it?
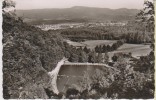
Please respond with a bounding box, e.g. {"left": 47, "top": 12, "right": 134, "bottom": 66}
{"left": 16, "top": 6, "right": 139, "bottom": 23}
{"left": 3, "top": 9, "right": 65, "bottom": 99}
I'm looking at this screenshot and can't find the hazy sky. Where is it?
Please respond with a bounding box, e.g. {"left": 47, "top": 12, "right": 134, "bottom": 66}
{"left": 14, "top": 0, "right": 146, "bottom": 10}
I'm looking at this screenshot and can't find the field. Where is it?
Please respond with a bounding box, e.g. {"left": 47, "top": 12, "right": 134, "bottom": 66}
{"left": 65, "top": 40, "right": 86, "bottom": 47}
{"left": 108, "top": 43, "right": 152, "bottom": 59}
{"left": 81, "top": 40, "right": 117, "bottom": 49}
{"left": 66, "top": 40, "right": 117, "bottom": 49}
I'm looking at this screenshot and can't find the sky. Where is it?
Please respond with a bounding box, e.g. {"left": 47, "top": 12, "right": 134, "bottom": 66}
{"left": 14, "top": 0, "right": 146, "bottom": 10}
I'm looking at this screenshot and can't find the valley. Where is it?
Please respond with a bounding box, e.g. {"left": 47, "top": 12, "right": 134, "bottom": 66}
{"left": 3, "top": 0, "right": 154, "bottom": 99}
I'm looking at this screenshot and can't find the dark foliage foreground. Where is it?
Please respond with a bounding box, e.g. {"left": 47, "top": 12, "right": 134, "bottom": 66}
{"left": 3, "top": 8, "right": 65, "bottom": 98}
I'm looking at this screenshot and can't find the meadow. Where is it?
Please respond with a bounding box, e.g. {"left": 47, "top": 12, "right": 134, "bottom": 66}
{"left": 109, "top": 43, "right": 152, "bottom": 59}
{"left": 81, "top": 40, "right": 117, "bottom": 49}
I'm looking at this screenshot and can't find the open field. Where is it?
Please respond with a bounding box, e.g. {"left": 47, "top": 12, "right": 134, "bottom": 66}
{"left": 65, "top": 40, "right": 86, "bottom": 47}
{"left": 108, "top": 43, "right": 152, "bottom": 59}
{"left": 81, "top": 40, "right": 117, "bottom": 49}
{"left": 66, "top": 40, "right": 117, "bottom": 49}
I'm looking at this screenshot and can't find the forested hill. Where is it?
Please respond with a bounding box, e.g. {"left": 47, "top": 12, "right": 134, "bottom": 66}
{"left": 3, "top": 9, "right": 65, "bottom": 98}
{"left": 16, "top": 6, "right": 139, "bottom": 22}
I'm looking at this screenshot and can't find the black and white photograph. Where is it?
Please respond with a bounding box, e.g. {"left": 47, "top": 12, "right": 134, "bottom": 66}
{"left": 2, "top": 0, "right": 155, "bottom": 99}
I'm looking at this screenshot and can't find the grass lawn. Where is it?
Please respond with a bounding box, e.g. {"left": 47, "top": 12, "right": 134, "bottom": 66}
{"left": 81, "top": 40, "right": 117, "bottom": 49}
{"left": 66, "top": 40, "right": 86, "bottom": 47}
{"left": 108, "top": 43, "right": 152, "bottom": 59}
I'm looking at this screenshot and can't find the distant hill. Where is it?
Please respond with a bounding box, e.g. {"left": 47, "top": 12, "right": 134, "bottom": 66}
{"left": 16, "top": 6, "right": 139, "bottom": 23}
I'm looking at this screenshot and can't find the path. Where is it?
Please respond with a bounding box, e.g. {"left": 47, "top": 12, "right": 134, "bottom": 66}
{"left": 48, "top": 58, "right": 67, "bottom": 94}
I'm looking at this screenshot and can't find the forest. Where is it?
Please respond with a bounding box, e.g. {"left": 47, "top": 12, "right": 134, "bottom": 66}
{"left": 60, "top": 23, "right": 153, "bottom": 44}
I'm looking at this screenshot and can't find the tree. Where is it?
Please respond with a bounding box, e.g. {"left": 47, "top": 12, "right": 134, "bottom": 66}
{"left": 64, "top": 51, "right": 70, "bottom": 58}
{"left": 77, "top": 47, "right": 83, "bottom": 51}
{"left": 66, "top": 88, "right": 80, "bottom": 99}
{"left": 106, "top": 45, "right": 111, "bottom": 52}
{"left": 136, "top": 0, "right": 154, "bottom": 32}
{"left": 88, "top": 51, "right": 96, "bottom": 63}
{"left": 112, "top": 43, "right": 118, "bottom": 50}
{"left": 2, "top": 0, "right": 16, "bottom": 13}
{"left": 102, "top": 45, "right": 106, "bottom": 53}
{"left": 103, "top": 53, "right": 109, "bottom": 64}
{"left": 112, "top": 54, "right": 118, "bottom": 62}
{"left": 84, "top": 46, "right": 90, "bottom": 54}
{"left": 68, "top": 53, "right": 78, "bottom": 62}
{"left": 150, "top": 43, "right": 154, "bottom": 51}
{"left": 95, "top": 45, "right": 99, "bottom": 53}
{"left": 3, "top": 0, "right": 16, "bottom": 9}
{"left": 112, "top": 56, "right": 154, "bottom": 99}
{"left": 78, "top": 51, "right": 88, "bottom": 62}
{"left": 98, "top": 45, "right": 102, "bottom": 53}
{"left": 96, "top": 53, "right": 103, "bottom": 63}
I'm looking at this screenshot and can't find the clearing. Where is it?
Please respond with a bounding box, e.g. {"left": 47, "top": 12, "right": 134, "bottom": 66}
{"left": 81, "top": 40, "right": 117, "bottom": 49}
{"left": 108, "top": 43, "right": 152, "bottom": 59}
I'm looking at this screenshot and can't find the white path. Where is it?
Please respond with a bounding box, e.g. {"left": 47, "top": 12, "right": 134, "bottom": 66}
{"left": 48, "top": 58, "right": 67, "bottom": 94}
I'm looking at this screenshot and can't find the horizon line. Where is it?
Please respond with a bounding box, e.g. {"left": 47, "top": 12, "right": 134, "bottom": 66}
{"left": 16, "top": 6, "right": 142, "bottom": 10}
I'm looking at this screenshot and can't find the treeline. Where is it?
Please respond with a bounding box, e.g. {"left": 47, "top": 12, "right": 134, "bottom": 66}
{"left": 63, "top": 42, "right": 109, "bottom": 63}
{"left": 60, "top": 25, "right": 152, "bottom": 44}
{"left": 26, "top": 19, "right": 88, "bottom": 25}
{"left": 95, "top": 40, "right": 124, "bottom": 53}
{"left": 122, "top": 32, "right": 151, "bottom": 44}
{"left": 61, "top": 28, "right": 117, "bottom": 42}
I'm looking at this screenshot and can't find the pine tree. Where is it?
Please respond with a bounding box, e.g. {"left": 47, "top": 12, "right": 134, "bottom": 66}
{"left": 106, "top": 45, "right": 111, "bottom": 52}
{"left": 99, "top": 45, "right": 102, "bottom": 53}
{"left": 96, "top": 53, "right": 103, "bottom": 63}
{"left": 95, "top": 45, "right": 99, "bottom": 53}
{"left": 84, "top": 46, "right": 90, "bottom": 54}
{"left": 112, "top": 43, "right": 118, "bottom": 51}
{"left": 78, "top": 51, "right": 88, "bottom": 62}
{"left": 88, "top": 51, "right": 96, "bottom": 63}
{"left": 102, "top": 45, "right": 106, "bottom": 53}
{"left": 112, "top": 54, "right": 118, "bottom": 62}
{"left": 104, "top": 52, "right": 109, "bottom": 64}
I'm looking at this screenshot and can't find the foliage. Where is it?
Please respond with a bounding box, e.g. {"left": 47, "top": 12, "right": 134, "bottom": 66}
{"left": 3, "top": 0, "right": 65, "bottom": 98}
{"left": 136, "top": 0, "right": 154, "bottom": 32}
{"left": 65, "top": 54, "right": 154, "bottom": 99}
{"left": 95, "top": 40, "right": 124, "bottom": 53}
{"left": 2, "top": 0, "right": 16, "bottom": 9}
